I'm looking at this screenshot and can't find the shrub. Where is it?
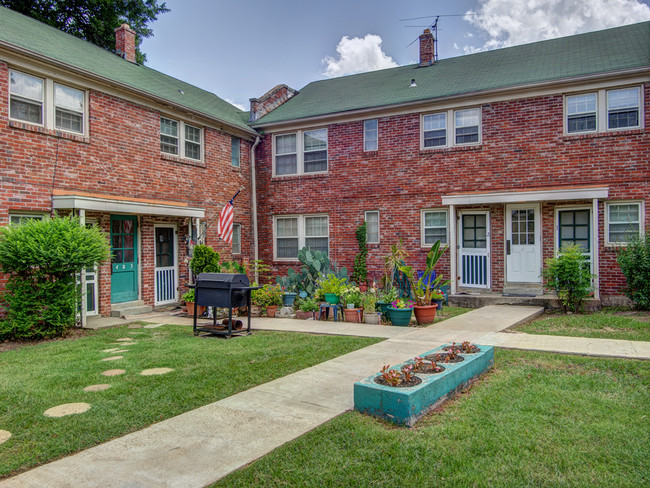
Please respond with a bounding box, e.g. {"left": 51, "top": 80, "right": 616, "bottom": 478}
{"left": 617, "top": 232, "right": 650, "bottom": 310}
{"left": 352, "top": 222, "right": 368, "bottom": 284}
{"left": 189, "top": 244, "right": 221, "bottom": 275}
{"left": 542, "top": 244, "right": 593, "bottom": 313}
{"left": 0, "top": 215, "right": 110, "bottom": 340}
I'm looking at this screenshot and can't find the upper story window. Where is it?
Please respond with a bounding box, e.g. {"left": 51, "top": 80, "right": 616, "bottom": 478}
{"left": 565, "top": 86, "right": 642, "bottom": 134}
{"left": 421, "top": 108, "right": 481, "bottom": 149}
{"left": 364, "top": 119, "right": 378, "bottom": 151}
{"left": 274, "top": 214, "right": 329, "bottom": 260}
{"left": 273, "top": 129, "right": 328, "bottom": 176}
{"left": 421, "top": 209, "right": 448, "bottom": 246}
{"left": 606, "top": 202, "right": 643, "bottom": 245}
{"left": 232, "top": 223, "right": 241, "bottom": 254}
{"left": 160, "top": 117, "right": 202, "bottom": 161}
{"left": 231, "top": 137, "right": 241, "bottom": 167}
{"left": 9, "top": 69, "right": 86, "bottom": 135}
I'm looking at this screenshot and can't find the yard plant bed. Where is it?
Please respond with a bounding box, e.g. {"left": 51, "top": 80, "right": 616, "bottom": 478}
{"left": 0, "top": 325, "right": 380, "bottom": 478}
{"left": 374, "top": 376, "right": 422, "bottom": 388}
{"left": 214, "top": 350, "right": 650, "bottom": 488}
{"left": 423, "top": 352, "right": 465, "bottom": 363}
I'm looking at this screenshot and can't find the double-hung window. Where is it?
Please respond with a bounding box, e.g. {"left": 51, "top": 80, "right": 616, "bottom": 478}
{"left": 566, "top": 93, "right": 597, "bottom": 133}
{"left": 421, "top": 108, "right": 480, "bottom": 149}
{"left": 364, "top": 119, "right": 378, "bottom": 151}
{"left": 273, "top": 129, "right": 328, "bottom": 176}
{"left": 274, "top": 214, "right": 329, "bottom": 259}
{"left": 565, "top": 86, "right": 642, "bottom": 134}
{"left": 365, "top": 211, "right": 380, "bottom": 244}
{"left": 607, "top": 88, "right": 640, "bottom": 129}
{"left": 455, "top": 109, "right": 480, "bottom": 144}
{"left": 160, "top": 117, "right": 202, "bottom": 160}
{"left": 9, "top": 69, "right": 86, "bottom": 134}
{"left": 421, "top": 209, "right": 448, "bottom": 246}
{"left": 423, "top": 113, "right": 446, "bottom": 147}
{"left": 606, "top": 202, "right": 642, "bottom": 245}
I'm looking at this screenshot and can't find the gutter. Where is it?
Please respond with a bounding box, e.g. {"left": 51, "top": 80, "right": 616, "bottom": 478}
{"left": 250, "top": 136, "right": 261, "bottom": 283}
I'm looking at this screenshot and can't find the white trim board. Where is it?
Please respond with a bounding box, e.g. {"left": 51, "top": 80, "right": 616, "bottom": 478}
{"left": 442, "top": 187, "right": 609, "bottom": 205}
{"left": 52, "top": 195, "right": 205, "bottom": 218}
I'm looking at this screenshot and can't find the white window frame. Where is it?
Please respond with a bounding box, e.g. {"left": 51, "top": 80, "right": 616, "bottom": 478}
{"left": 565, "top": 92, "right": 598, "bottom": 134}
{"left": 564, "top": 85, "right": 643, "bottom": 135}
{"left": 232, "top": 223, "right": 241, "bottom": 254}
{"left": 605, "top": 201, "right": 644, "bottom": 246}
{"left": 363, "top": 119, "right": 378, "bottom": 152}
{"left": 273, "top": 214, "right": 329, "bottom": 261}
{"left": 421, "top": 209, "right": 449, "bottom": 247}
{"left": 9, "top": 69, "right": 88, "bottom": 135}
{"left": 272, "top": 128, "right": 328, "bottom": 177}
{"left": 8, "top": 212, "right": 45, "bottom": 225}
{"left": 364, "top": 210, "right": 380, "bottom": 244}
{"left": 420, "top": 107, "right": 481, "bottom": 150}
{"left": 160, "top": 116, "right": 203, "bottom": 161}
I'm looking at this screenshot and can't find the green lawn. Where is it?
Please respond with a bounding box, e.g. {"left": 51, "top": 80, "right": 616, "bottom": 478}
{"left": 512, "top": 309, "right": 650, "bottom": 341}
{"left": 0, "top": 326, "right": 380, "bottom": 478}
{"left": 214, "top": 349, "right": 650, "bottom": 488}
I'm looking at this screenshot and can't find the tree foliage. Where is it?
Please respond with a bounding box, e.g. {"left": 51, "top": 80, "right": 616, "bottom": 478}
{"left": 617, "top": 232, "right": 650, "bottom": 310}
{"left": 0, "top": 215, "right": 110, "bottom": 340}
{"left": 542, "top": 244, "right": 593, "bottom": 313}
{"left": 1, "top": 0, "right": 169, "bottom": 64}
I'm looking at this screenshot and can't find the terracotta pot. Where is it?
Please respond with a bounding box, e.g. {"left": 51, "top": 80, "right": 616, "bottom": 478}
{"left": 344, "top": 308, "right": 363, "bottom": 323}
{"left": 413, "top": 304, "right": 437, "bottom": 325}
{"left": 265, "top": 305, "right": 278, "bottom": 317}
{"left": 185, "top": 302, "right": 206, "bottom": 317}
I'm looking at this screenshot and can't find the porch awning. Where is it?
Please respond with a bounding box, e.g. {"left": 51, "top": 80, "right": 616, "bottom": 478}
{"left": 441, "top": 186, "right": 609, "bottom": 205}
{"left": 52, "top": 190, "right": 205, "bottom": 218}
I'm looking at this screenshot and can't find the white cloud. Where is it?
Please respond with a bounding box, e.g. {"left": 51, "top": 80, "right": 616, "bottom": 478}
{"left": 464, "top": 0, "right": 650, "bottom": 52}
{"left": 225, "top": 98, "right": 247, "bottom": 111}
{"left": 322, "top": 34, "right": 398, "bottom": 78}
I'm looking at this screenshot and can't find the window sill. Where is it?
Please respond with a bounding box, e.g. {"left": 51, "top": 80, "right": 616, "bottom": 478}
{"left": 420, "top": 144, "right": 482, "bottom": 155}
{"left": 563, "top": 128, "right": 644, "bottom": 141}
{"left": 272, "top": 172, "right": 329, "bottom": 182}
{"left": 160, "top": 153, "right": 206, "bottom": 168}
{"left": 9, "top": 120, "right": 89, "bottom": 143}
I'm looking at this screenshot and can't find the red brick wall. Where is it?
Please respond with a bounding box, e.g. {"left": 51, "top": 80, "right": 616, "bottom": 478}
{"left": 255, "top": 85, "right": 649, "bottom": 298}
{"left": 0, "top": 62, "right": 254, "bottom": 314}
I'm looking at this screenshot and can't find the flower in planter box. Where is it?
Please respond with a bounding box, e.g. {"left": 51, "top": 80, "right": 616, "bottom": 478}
{"left": 390, "top": 298, "right": 415, "bottom": 309}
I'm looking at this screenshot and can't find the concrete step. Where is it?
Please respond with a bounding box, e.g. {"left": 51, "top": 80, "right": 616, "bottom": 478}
{"left": 502, "top": 286, "right": 543, "bottom": 297}
{"left": 449, "top": 293, "right": 601, "bottom": 311}
{"left": 110, "top": 300, "right": 153, "bottom": 318}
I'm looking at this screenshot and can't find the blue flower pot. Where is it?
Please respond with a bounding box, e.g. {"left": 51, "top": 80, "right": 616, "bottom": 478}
{"left": 283, "top": 292, "right": 297, "bottom": 306}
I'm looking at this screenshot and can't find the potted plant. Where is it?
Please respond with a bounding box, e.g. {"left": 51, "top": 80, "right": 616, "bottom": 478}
{"left": 361, "top": 291, "right": 381, "bottom": 324}
{"left": 377, "top": 287, "right": 398, "bottom": 318}
{"left": 387, "top": 298, "right": 415, "bottom": 326}
{"left": 276, "top": 271, "right": 300, "bottom": 306}
{"left": 399, "top": 240, "right": 449, "bottom": 325}
{"left": 341, "top": 286, "right": 363, "bottom": 322}
{"left": 249, "top": 282, "right": 264, "bottom": 316}
{"left": 319, "top": 273, "right": 346, "bottom": 304}
{"left": 181, "top": 289, "right": 206, "bottom": 317}
{"left": 295, "top": 296, "right": 319, "bottom": 320}
{"left": 258, "top": 283, "right": 283, "bottom": 317}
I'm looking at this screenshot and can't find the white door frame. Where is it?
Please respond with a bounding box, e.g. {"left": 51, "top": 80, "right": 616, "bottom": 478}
{"left": 457, "top": 210, "right": 491, "bottom": 288}
{"left": 154, "top": 223, "right": 179, "bottom": 305}
{"left": 505, "top": 203, "right": 542, "bottom": 283}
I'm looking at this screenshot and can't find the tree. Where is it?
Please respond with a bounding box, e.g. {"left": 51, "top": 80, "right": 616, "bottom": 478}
{"left": 617, "top": 232, "right": 650, "bottom": 310}
{"left": 1, "top": 0, "right": 169, "bottom": 64}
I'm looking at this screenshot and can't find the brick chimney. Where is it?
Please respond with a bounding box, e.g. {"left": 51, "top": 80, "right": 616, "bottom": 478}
{"left": 114, "top": 24, "right": 136, "bottom": 63}
{"left": 419, "top": 29, "right": 435, "bottom": 67}
{"left": 249, "top": 84, "right": 298, "bottom": 122}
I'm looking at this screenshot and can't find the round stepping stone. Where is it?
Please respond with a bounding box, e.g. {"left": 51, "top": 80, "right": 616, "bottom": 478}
{"left": 84, "top": 384, "right": 112, "bottom": 392}
{"left": 101, "top": 356, "right": 123, "bottom": 361}
{"left": 143, "top": 323, "right": 163, "bottom": 329}
{"left": 116, "top": 338, "right": 134, "bottom": 342}
{"left": 101, "top": 369, "right": 125, "bottom": 376}
{"left": 0, "top": 430, "right": 11, "bottom": 445}
{"left": 140, "top": 368, "right": 174, "bottom": 376}
{"left": 44, "top": 403, "right": 91, "bottom": 418}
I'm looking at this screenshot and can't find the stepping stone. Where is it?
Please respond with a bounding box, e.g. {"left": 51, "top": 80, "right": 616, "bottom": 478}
{"left": 0, "top": 430, "right": 11, "bottom": 445}
{"left": 112, "top": 349, "right": 128, "bottom": 353}
{"left": 101, "top": 347, "right": 120, "bottom": 353}
{"left": 44, "top": 403, "right": 91, "bottom": 418}
{"left": 127, "top": 324, "right": 143, "bottom": 329}
{"left": 143, "top": 323, "right": 163, "bottom": 329}
{"left": 113, "top": 342, "right": 136, "bottom": 346}
{"left": 140, "top": 368, "right": 174, "bottom": 376}
{"left": 101, "top": 356, "right": 123, "bottom": 361}
{"left": 101, "top": 369, "right": 125, "bottom": 376}
{"left": 84, "top": 384, "right": 111, "bottom": 392}
{"left": 116, "top": 338, "right": 134, "bottom": 342}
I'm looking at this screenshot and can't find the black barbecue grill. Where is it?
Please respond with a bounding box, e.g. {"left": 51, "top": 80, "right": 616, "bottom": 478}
{"left": 191, "top": 273, "right": 260, "bottom": 338}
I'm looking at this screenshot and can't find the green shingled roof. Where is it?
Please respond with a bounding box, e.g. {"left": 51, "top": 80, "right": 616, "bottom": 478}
{"left": 254, "top": 21, "right": 650, "bottom": 126}
{"left": 0, "top": 6, "right": 253, "bottom": 133}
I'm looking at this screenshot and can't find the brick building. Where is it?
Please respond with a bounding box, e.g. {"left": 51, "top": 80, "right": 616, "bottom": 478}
{"left": 0, "top": 8, "right": 258, "bottom": 318}
{"left": 250, "top": 23, "right": 649, "bottom": 306}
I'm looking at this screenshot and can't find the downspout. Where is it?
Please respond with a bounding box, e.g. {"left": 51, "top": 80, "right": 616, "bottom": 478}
{"left": 250, "top": 136, "right": 261, "bottom": 283}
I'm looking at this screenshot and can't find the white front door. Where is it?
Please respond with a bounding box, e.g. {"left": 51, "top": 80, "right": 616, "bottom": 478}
{"left": 154, "top": 225, "right": 178, "bottom": 305}
{"left": 506, "top": 204, "right": 541, "bottom": 283}
{"left": 458, "top": 211, "right": 490, "bottom": 288}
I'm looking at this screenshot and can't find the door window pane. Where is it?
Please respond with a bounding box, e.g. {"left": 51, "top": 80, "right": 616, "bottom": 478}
{"left": 559, "top": 209, "right": 590, "bottom": 252}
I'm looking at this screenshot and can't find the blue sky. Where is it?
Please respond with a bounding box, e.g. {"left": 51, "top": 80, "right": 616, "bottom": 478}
{"left": 140, "top": 0, "right": 650, "bottom": 111}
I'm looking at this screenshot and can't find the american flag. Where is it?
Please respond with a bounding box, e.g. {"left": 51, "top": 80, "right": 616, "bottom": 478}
{"left": 217, "top": 198, "right": 234, "bottom": 244}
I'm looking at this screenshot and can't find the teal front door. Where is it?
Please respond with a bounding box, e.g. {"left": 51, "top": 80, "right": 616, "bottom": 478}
{"left": 111, "top": 215, "right": 138, "bottom": 303}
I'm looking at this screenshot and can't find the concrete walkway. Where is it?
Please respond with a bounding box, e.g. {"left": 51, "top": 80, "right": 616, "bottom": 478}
{"left": 2, "top": 305, "right": 648, "bottom": 488}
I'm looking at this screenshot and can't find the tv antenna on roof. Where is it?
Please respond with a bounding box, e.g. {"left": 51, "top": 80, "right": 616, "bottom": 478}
{"left": 405, "top": 15, "right": 439, "bottom": 61}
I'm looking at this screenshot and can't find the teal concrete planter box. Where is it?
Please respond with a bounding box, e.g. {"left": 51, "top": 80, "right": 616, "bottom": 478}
{"left": 354, "top": 344, "right": 494, "bottom": 427}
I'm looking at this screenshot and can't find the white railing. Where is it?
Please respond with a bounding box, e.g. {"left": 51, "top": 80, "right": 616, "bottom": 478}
{"left": 155, "top": 267, "right": 177, "bottom": 305}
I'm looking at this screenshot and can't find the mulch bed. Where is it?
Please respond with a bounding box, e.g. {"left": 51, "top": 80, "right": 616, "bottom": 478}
{"left": 414, "top": 363, "right": 446, "bottom": 374}
{"left": 423, "top": 353, "right": 465, "bottom": 364}
{"left": 0, "top": 327, "right": 89, "bottom": 353}
{"left": 374, "top": 375, "right": 422, "bottom": 388}
{"left": 443, "top": 344, "right": 481, "bottom": 354}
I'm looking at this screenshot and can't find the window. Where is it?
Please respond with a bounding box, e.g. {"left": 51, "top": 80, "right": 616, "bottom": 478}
{"left": 558, "top": 209, "right": 590, "bottom": 253}
{"left": 365, "top": 211, "right": 379, "bottom": 243}
{"left": 9, "top": 213, "right": 44, "bottom": 225}
{"left": 566, "top": 93, "right": 597, "bottom": 133}
{"left": 607, "top": 88, "right": 640, "bottom": 130}
{"left": 422, "top": 210, "right": 448, "bottom": 246}
{"left": 273, "top": 129, "right": 328, "bottom": 176}
{"left": 160, "top": 117, "right": 202, "bottom": 160}
{"left": 10, "top": 70, "right": 43, "bottom": 124}
{"left": 231, "top": 137, "right": 241, "bottom": 167}
{"left": 364, "top": 119, "right": 378, "bottom": 151}
{"left": 9, "top": 69, "right": 87, "bottom": 134}
{"left": 232, "top": 224, "right": 241, "bottom": 254}
{"left": 423, "top": 113, "right": 446, "bottom": 147}
{"left": 274, "top": 214, "right": 329, "bottom": 259}
{"left": 607, "top": 202, "right": 642, "bottom": 244}
{"left": 421, "top": 108, "right": 480, "bottom": 149}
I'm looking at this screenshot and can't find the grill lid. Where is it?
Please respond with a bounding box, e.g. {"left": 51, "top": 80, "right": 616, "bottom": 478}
{"left": 196, "top": 273, "right": 250, "bottom": 287}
